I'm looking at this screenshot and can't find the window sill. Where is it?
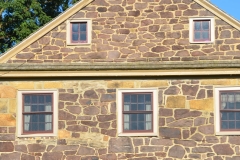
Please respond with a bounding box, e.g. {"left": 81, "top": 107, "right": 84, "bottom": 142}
{"left": 66, "top": 43, "right": 91, "bottom": 46}
{"left": 215, "top": 131, "right": 240, "bottom": 136}
{"left": 17, "top": 133, "right": 57, "bottom": 137}
{"left": 189, "top": 41, "right": 214, "bottom": 44}
{"left": 118, "top": 132, "right": 158, "bottom": 137}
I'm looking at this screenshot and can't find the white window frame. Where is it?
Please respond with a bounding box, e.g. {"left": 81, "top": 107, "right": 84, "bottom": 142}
{"left": 117, "top": 88, "right": 158, "bottom": 137}
{"left": 17, "top": 90, "right": 58, "bottom": 137}
{"left": 189, "top": 17, "right": 215, "bottom": 43}
{"left": 66, "top": 18, "right": 92, "bottom": 45}
{"left": 214, "top": 87, "right": 240, "bottom": 135}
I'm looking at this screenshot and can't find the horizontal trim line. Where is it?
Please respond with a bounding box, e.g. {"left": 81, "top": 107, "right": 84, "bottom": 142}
{"left": 1, "top": 61, "right": 240, "bottom": 71}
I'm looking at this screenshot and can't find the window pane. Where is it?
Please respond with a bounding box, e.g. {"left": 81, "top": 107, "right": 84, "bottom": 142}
{"left": 138, "top": 94, "right": 144, "bottom": 103}
{"left": 39, "top": 95, "right": 44, "bottom": 103}
{"left": 221, "top": 121, "right": 228, "bottom": 129}
{"left": 72, "top": 34, "right": 79, "bottom": 41}
{"left": 80, "top": 33, "right": 87, "bottom": 41}
{"left": 39, "top": 105, "right": 45, "bottom": 111}
{"left": 138, "top": 104, "right": 144, "bottom": 110}
{"left": 202, "top": 21, "right": 209, "bottom": 30}
{"left": 236, "top": 112, "right": 240, "bottom": 120}
{"left": 236, "top": 102, "right": 240, "bottom": 109}
{"left": 138, "top": 114, "right": 145, "bottom": 121}
{"left": 124, "top": 95, "right": 130, "bottom": 103}
{"left": 236, "top": 121, "right": 240, "bottom": 129}
{"left": 202, "top": 32, "right": 209, "bottom": 40}
{"left": 24, "top": 95, "right": 31, "bottom": 104}
{"left": 194, "top": 21, "right": 201, "bottom": 30}
{"left": 131, "top": 95, "right": 137, "bottom": 103}
{"left": 39, "top": 123, "right": 45, "bottom": 131}
{"left": 194, "top": 32, "right": 201, "bottom": 40}
{"left": 131, "top": 104, "right": 137, "bottom": 111}
{"left": 221, "top": 112, "right": 228, "bottom": 120}
{"left": 131, "top": 114, "right": 137, "bottom": 121}
{"left": 46, "top": 95, "right": 52, "bottom": 104}
{"left": 124, "top": 123, "right": 129, "bottom": 130}
{"left": 130, "top": 122, "right": 137, "bottom": 130}
{"left": 229, "top": 112, "right": 235, "bottom": 120}
{"left": 138, "top": 122, "right": 144, "bottom": 130}
{"left": 228, "top": 102, "right": 234, "bottom": 109}
{"left": 72, "top": 24, "right": 79, "bottom": 32}
{"left": 31, "top": 105, "right": 38, "bottom": 112}
{"left": 39, "top": 114, "right": 45, "bottom": 122}
{"left": 145, "top": 94, "right": 151, "bottom": 103}
{"left": 229, "top": 121, "right": 235, "bottom": 129}
{"left": 80, "top": 23, "right": 87, "bottom": 31}
{"left": 32, "top": 95, "right": 37, "bottom": 103}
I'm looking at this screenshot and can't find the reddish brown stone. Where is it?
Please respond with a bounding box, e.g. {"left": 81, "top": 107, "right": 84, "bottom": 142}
{"left": 28, "top": 144, "right": 46, "bottom": 152}
{"left": 83, "top": 106, "right": 100, "bottom": 115}
{"left": 190, "top": 133, "right": 204, "bottom": 141}
{"left": 168, "top": 119, "right": 193, "bottom": 127}
{"left": 59, "top": 110, "right": 76, "bottom": 120}
{"left": 213, "top": 144, "right": 234, "bottom": 155}
{"left": 192, "top": 147, "right": 213, "bottom": 153}
{"left": 21, "top": 154, "right": 35, "bottom": 160}
{"left": 0, "top": 142, "right": 14, "bottom": 152}
{"left": 59, "top": 93, "right": 78, "bottom": 102}
{"left": 66, "top": 156, "right": 81, "bottom": 160}
{"left": 99, "top": 122, "right": 110, "bottom": 129}
{"left": 77, "top": 146, "right": 95, "bottom": 155}
{"left": 174, "top": 109, "right": 202, "bottom": 120}
{"left": 0, "top": 153, "right": 21, "bottom": 159}
{"left": 108, "top": 137, "right": 134, "bottom": 153}
{"left": 164, "top": 86, "right": 180, "bottom": 95}
{"left": 97, "top": 114, "right": 116, "bottom": 122}
{"left": 15, "top": 144, "right": 27, "bottom": 153}
{"left": 194, "top": 117, "right": 206, "bottom": 126}
{"left": 151, "top": 138, "right": 173, "bottom": 146}
{"left": 197, "top": 89, "right": 205, "bottom": 99}
{"left": 159, "top": 127, "right": 181, "bottom": 139}
{"left": 66, "top": 106, "right": 81, "bottom": 115}
{"left": 16, "top": 53, "right": 35, "bottom": 59}
{"left": 128, "top": 10, "right": 140, "bottom": 17}
{"left": 182, "top": 85, "right": 199, "bottom": 96}
{"left": 168, "top": 145, "right": 185, "bottom": 159}
{"left": 159, "top": 108, "right": 173, "bottom": 116}
{"left": 42, "top": 152, "right": 63, "bottom": 160}
{"left": 53, "top": 145, "right": 79, "bottom": 152}
{"left": 108, "top": 5, "right": 124, "bottom": 12}
{"left": 140, "top": 146, "right": 163, "bottom": 152}
{"left": 0, "top": 134, "right": 15, "bottom": 141}
{"left": 198, "top": 125, "right": 214, "bottom": 135}
{"left": 100, "top": 94, "right": 116, "bottom": 102}
{"left": 81, "top": 121, "right": 98, "bottom": 127}
{"left": 66, "top": 125, "right": 88, "bottom": 132}
{"left": 101, "top": 129, "right": 116, "bottom": 137}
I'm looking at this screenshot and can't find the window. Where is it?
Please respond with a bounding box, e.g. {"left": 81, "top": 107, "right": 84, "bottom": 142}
{"left": 117, "top": 89, "right": 158, "bottom": 136}
{"left": 215, "top": 87, "right": 240, "bottom": 135}
{"left": 189, "top": 17, "right": 214, "bottom": 43}
{"left": 66, "top": 19, "right": 92, "bottom": 45}
{"left": 17, "top": 90, "right": 58, "bottom": 137}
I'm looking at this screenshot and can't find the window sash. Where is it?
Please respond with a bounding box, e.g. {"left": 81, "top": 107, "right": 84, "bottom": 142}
{"left": 71, "top": 22, "right": 87, "bottom": 43}
{"left": 193, "top": 20, "right": 211, "bottom": 42}
{"left": 220, "top": 91, "right": 240, "bottom": 131}
{"left": 22, "top": 94, "right": 53, "bottom": 134}
{"left": 122, "top": 92, "right": 153, "bottom": 133}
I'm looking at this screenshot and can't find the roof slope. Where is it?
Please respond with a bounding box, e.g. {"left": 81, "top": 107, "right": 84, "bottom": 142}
{"left": 0, "top": 0, "right": 239, "bottom": 63}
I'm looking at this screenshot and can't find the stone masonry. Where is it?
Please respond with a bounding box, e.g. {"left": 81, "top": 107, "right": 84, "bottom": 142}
{"left": 0, "top": 79, "right": 240, "bottom": 159}
{"left": 5, "top": 0, "right": 240, "bottom": 63}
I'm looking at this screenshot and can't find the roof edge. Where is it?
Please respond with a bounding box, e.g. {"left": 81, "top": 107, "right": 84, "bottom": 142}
{"left": 0, "top": 0, "right": 94, "bottom": 63}
{"left": 194, "top": 0, "right": 240, "bottom": 30}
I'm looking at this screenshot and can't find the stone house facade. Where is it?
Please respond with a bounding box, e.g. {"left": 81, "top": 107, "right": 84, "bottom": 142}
{"left": 0, "top": 0, "right": 240, "bottom": 159}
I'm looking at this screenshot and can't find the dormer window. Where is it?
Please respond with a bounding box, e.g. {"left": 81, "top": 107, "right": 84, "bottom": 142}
{"left": 67, "top": 19, "right": 92, "bottom": 45}
{"left": 189, "top": 17, "right": 215, "bottom": 43}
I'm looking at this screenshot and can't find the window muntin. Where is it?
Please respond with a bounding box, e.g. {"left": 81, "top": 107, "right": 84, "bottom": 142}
{"left": 123, "top": 93, "right": 153, "bottom": 132}
{"left": 23, "top": 93, "right": 53, "bottom": 134}
{"left": 117, "top": 89, "right": 158, "bottom": 137}
{"left": 193, "top": 20, "right": 210, "bottom": 42}
{"left": 17, "top": 90, "right": 58, "bottom": 137}
{"left": 71, "top": 22, "right": 87, "bottom": 43}
{"left": 189, "top": 17, "right": 214, "bottom": 43}
{"left": 66, "top": 19, "right": 91, "bottom": 45}
{"left": 220, "top": 91, "right": 240, "bottom": 131}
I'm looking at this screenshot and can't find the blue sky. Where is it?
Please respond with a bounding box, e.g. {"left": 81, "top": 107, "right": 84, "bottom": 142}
{"left": 210, "top": 0, "right": 240, "bottom": 20}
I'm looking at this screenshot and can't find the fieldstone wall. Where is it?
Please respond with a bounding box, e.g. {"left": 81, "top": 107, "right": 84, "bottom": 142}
{"left": 0, "top": 79, "right": 240, "bottom": 159}
{"left": 6, "top": 0, "right": 240, "bottom": 63}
